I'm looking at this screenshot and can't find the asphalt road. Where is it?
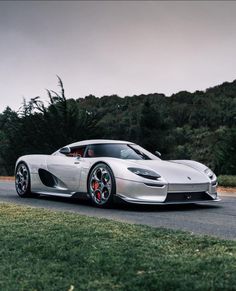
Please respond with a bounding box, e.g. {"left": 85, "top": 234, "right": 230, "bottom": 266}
{"left": 1, "top": 180, "right": 236, "bottom": 240}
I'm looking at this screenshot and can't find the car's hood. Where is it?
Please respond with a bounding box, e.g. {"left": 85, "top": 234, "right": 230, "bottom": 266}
{"left": 123, "top": 160, "right": 208, "bottom": 183}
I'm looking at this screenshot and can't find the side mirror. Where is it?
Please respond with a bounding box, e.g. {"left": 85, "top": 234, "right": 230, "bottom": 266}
{"left": 155, "top": 150, "right": 161, "bottom": 157}
{"left": 59, "top": 146, "right": 71, "bottom": 155}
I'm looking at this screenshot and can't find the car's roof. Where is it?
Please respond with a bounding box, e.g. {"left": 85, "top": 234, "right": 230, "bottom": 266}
{"left": 67, "top": 139, "right": 133, "bottom": 148}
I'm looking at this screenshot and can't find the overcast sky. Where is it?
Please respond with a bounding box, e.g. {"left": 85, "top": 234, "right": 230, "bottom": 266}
{"left": 0, "top": 1, "right": 236, "bottom": 112}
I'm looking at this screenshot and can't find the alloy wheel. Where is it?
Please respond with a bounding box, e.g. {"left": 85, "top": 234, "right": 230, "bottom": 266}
{"left": 89, "top": 165, "right": 113, "bottom": 206}
{"left": 15, "top": 163, "right": 29, "bottom": 196}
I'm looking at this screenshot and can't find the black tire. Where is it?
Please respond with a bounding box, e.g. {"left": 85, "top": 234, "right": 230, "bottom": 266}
{"left": 88, "top": 163, "right": 116, "bottom": 208}
{"left": 15, "top": 162, "right": 33, "bottom": 197}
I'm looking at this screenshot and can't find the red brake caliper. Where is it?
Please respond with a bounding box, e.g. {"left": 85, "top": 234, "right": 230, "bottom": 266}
{"left": 92, "top": 181, "right": 99, "bottom": 190}
{"left": 96, "top": 191, "right": 101, "bottom": 201}
{"left": 92, "top": 181, "right": 101, "bottom": 201}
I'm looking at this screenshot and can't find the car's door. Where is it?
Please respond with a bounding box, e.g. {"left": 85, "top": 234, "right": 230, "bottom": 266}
{"left": 46, "top": 155, "right": 82, "bottom": 192}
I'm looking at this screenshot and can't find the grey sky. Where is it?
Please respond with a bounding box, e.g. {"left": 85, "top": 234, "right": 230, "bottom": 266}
{"left": 0, "top": 1, "right": 236, "bottom": 112}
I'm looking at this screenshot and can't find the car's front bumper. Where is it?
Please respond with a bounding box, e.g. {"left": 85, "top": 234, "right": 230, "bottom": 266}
{"left": 115, "top": 177, "right": 220, "bottom": 204}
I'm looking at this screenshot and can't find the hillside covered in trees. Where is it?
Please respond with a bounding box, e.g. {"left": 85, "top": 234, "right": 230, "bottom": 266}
{"left": 0, "top": 78, "right": 235, "bottom": 175}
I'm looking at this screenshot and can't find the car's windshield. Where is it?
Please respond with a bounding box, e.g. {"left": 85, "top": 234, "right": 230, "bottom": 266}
{"left": 84, "top": 143, "right": 159, "bottom": 160}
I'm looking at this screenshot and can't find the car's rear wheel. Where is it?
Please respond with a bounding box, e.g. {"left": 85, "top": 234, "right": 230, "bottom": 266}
{"left": 88, "top": 163, "right": 115, "bottom": 208}
{"left": 15, "top": 162, "right": 32, "bottom": 197}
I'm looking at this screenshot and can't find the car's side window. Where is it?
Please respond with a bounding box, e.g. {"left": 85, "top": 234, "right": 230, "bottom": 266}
{"left": 66, "top": 146, "right": 86, "bottom": 157}
{"left": 84, "top": 145, "right": 96, "bottom": 158}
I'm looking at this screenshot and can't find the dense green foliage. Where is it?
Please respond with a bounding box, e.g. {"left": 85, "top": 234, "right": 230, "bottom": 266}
{"left": 1, "top": 203, "right": 236, "bottom": 290}
{"left": 218, "top": 175, "right": 236, "bottom": 187}
{"left": 0, "top": 77, "right": 235, "bottom": 175}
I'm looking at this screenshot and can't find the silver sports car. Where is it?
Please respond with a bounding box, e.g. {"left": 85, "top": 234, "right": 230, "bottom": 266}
{"left": 15, "top": 139, "right": 220, "bottom": 207}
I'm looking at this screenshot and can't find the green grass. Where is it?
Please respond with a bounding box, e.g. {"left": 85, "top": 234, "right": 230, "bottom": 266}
{"left": 1, "top": 204, "right": 236, "bottom": 290}
{"left": 218, "top": 175, "right": 236, "bottom": 187}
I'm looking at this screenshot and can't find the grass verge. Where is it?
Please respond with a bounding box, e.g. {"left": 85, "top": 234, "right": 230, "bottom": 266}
{"left": 0, "top": 203, "right": 236, "bottom": 290}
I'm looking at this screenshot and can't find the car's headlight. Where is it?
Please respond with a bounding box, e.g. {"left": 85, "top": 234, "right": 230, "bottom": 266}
{"left": 128, "top": 167, "right": 161, "bottom": 180}
{"left": 204, "top": 168, "right": 215, "bottom": 180}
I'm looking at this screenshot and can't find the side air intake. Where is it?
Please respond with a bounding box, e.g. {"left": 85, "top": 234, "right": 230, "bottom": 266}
{"left": 38, "top": 169, "right": 57, "bottom": 187}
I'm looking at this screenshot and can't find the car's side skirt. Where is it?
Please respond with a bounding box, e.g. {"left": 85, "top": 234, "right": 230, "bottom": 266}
{"left": 33, "top": 191, "right": 89, "bottom": 199}
{"left": 34, "top": 191, "right": 74, "bottom": 197}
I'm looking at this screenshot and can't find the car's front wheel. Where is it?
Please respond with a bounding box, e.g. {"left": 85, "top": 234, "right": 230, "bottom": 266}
{"left": 88, "top": 163, "right": 116, "bottom": 208}
{"left": 15, "top": 162, "right": 32, "bottom": 197}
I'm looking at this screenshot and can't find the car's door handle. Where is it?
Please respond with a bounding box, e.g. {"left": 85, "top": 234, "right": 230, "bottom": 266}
{"left": 74, "top": 161, "right": 80, "bottom": 164}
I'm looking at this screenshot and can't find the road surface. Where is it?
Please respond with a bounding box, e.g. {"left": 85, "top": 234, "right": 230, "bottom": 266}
{"left": 0, "top": 180, "right": 236, "bottom": 240}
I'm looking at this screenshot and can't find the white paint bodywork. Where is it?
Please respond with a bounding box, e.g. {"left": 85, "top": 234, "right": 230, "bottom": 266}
{"left": 15, "top": 139, "right": 219, "bottom": 204}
